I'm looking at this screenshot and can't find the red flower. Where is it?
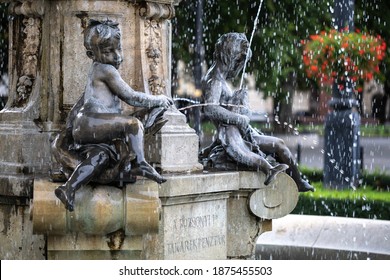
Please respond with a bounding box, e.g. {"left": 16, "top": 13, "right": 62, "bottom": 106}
{"left": 342, "top": 42, "right": 349, "bottom": 49}
{"left": 302, "top": 28, "right": 386, "bottom": 92}
{"left": 311, "top": 65, "right": 318, "bottom": 72}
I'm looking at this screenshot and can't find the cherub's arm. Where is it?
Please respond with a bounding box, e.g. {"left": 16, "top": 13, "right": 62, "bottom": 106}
{"left": 232, "top": 88, "right": 251, "bottom": 117}
{"left": 203, "top": 78, "right": 249, "bottom": 129}
{"left": 101, "top": 64, "right": 172, "bottom": 108}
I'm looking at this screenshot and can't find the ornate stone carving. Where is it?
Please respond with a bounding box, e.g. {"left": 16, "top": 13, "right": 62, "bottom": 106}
{"left": 139, "top": 2, "right": 175, "bottom": 20}
{"left": 9, "top": 0, "right": 44, "bottom": 17}
{"left": 144, "top": 19, "right": 166, "bottom": 95}
{"left": 13, "top": 15, "right": 41, "bottom": 107}
{"left": 16, "top": 75, "right": 33, "bottom": 104}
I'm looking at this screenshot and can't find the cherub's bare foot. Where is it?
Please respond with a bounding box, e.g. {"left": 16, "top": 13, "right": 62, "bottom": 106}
{"left": 131, "top": 161, "right": 167, "bottom": 184}
{"left": 264, "top": 164, "right": 289, "bottom": 186}
{"left": 297, "top": 179, "right": 315, "bottom": 192}
{"left": 54, "top": 185, "right": 75, "bottom": 212}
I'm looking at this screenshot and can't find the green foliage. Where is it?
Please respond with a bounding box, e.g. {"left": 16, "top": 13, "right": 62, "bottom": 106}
{"left": 300, "top": 166, "right": 390, "bottom": 189}
{"left": 355, "top": 0, "right": 390, "bottom": 86}
{"left": 295, "top": 123, "right": 390, "bottom": 137}
{"left": 253, "top": 0, "right": 332, "bottom": 98}
{"left": 295, "top": 124, "right": 325, "bottom": 135}
{"left": 300, "top": 166, "right": 324, "bottom": 182}
{"left": 295, "top": 167, "right": 390, "bottom": 220}
{"left": 293, "top": 182, "right": 390, "bottom": 220}
{"left": 360, "top": 124, "right": 390, "bottom": 137}
{"left": 361, "top": 169, "right": 390, "bottom": 190}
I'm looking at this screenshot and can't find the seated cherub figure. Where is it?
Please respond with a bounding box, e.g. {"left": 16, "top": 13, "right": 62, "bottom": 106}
{"left": 53, "top": 19, "right": 173, "bottom": 211}
{"left": 214, "top": 86, "right": 289, "bottom": 185}
{"left": 201, "top": 32, "right": 314, "bottom": 192}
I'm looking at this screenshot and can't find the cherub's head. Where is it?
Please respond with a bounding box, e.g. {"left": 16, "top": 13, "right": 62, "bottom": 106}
{"left": 84, "top": 19, "right": 123, "bottom": 69}
{"left": 213, "top": 33, "right": 252, "bottom": 79}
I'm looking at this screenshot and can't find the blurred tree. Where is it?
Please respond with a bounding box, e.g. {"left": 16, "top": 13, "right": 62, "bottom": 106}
{"left": 254, "top": 0, "right": 332, "bottom": 132}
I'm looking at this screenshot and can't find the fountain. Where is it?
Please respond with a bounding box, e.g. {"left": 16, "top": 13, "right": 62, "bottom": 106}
{"left": 0, "top": 0, "right": 298, "bottom": 260}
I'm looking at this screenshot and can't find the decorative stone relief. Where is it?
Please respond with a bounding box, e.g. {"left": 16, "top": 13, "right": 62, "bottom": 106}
{"left": 139, "top": 2, "right": 175, "bottom": 96}
{"left": 144, "top": 19, "right": 166, "bottom": 96}
{"left": 8, "top": 2, "right": 43, "bottom": 107}
{"left": 16, "top": 75, "right": 33, "bottom": 104}
{"left": 9, "top": 0, "right": 44, "bottom": 17}
{"left": 139, "top": 2, "right": 175, "bottom": 21}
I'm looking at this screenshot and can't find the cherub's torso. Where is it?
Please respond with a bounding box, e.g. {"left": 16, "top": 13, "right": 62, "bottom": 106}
{"left": 82, "top": 62, "right": 121, "bottom": 113}
{"left": 203, "top": 69, "right": 233, "bottom": 104}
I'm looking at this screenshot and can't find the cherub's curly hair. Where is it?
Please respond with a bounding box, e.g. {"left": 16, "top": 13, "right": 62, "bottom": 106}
{"left": 84, "top": 19, "right": 121, "bottom": 50}
{"left": 213, "top": 33, "right": 251, "bottom": 68}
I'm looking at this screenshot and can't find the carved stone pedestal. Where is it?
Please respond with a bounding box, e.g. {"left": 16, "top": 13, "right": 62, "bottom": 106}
{"left": 32, "top": 172, "right": 298, "bottom": 260}
{"left": 146, "top": 108, "right": 203, "bottom": 172}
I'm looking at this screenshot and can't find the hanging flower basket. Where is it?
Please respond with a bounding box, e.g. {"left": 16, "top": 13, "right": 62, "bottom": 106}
{"left": 302, "top": 29, "right": 386, "bottom": 92}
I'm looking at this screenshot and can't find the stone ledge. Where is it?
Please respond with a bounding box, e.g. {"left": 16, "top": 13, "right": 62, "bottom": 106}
{"left": 47, "top": 233, "right": 144, "bottom": 260}
{"left": 160, "top": 171, "right": 298, "bottom": 220}
{"left": 159, "top": 171, "right": 239, "bottom": 197}
{"left": 160, "top": 170, "right": 298, "bottom": 197}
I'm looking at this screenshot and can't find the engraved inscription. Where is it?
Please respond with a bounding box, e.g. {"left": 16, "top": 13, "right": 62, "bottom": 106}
{"left": 167, "top": 235, "right": 226, "bottom": 255}
{"left": 164, "top": 200, "right": 227, "bottom": 259}
{"left": 173, "top": 214, "right": 219, "bottom": 230}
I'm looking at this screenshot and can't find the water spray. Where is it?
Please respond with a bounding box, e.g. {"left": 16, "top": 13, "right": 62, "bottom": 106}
{"left": 239, "top": 0, "right": 264, "bottom": 89}
{"left": 176, "top": 1, "right": 265, "bottom": 111}
{"left": 174, "top": 97, "right": 247, "bottom": 112}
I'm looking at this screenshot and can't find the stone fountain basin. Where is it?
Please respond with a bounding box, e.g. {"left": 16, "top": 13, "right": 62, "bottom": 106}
{"left": 256, "top": 214, "right": 390, "bottom": 260}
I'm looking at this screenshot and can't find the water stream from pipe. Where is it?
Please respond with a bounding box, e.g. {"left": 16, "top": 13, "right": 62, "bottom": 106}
{"left": 239, "top": 0, "right": 264, "bottom": 89}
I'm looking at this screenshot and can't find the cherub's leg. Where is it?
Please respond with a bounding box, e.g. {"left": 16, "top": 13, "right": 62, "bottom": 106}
{"left": 55, "top": 148, "right": 110, "bottom": 211}
{"left": 73, "top": 114, "right": 166, "bottom": 183}
{"left": 124, "top": 120, "right": 166, "bottom": 184}
{"left": 51, "top": 128, "right": 82, "bottom": 180}
{"left": 253, "top": 135, "right": 314, "bottom": 192}
{"left": 225, "top": 127, "right": 288, "bottom": 185}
